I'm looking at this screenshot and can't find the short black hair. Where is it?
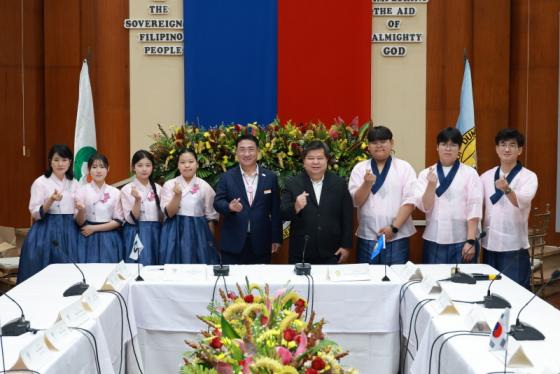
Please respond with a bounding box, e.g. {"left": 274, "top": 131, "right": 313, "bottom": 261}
{"left": 177, "top": 148, "right": 198, "bottom": 160}
{"left": 495, "top": 128, "right": 525, "bottom": 147}
{"left": 44, "top": 144, "right": 74, "bottom": 180}
{"left": 235, "top": 134, "right": 259, "bottom": 148}
{"left": 87, "top": 152, "right": 109, "bottom": 169}
{"left": 367, "top": 126, "right": 393, "bottom": 142}
{"left": 302, "top": 140, "right": 330, "bottom": 159}
{"left": 437, "top": 127, "right": 463, "bottom": 145}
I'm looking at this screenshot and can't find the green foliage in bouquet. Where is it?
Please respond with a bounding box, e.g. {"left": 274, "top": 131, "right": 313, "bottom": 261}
{"left": 181, "top": 278, "right": 358, "bottom": 374}
{"left": 149, "top": 118, "right": 371, "bottom": 188}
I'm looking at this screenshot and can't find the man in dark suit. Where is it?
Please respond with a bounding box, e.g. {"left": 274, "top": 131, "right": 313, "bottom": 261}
{"left": 281, "top": 141, "right": 354, "bottom": 264}
{"left": 214, "top": 134, "right": 282, "bottom": 264}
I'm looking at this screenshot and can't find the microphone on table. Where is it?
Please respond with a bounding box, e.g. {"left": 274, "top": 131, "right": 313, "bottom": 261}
{"left": 213, "top": 241, "right": 229, "bottom": 277}
{"left": 450, "top": 231, "right": 486, "bottom": 285}
{"left": 479, "top": 257, "right": 516, "bottom": 309}
{"left": 510, "top": 269, "right": 560, "bottom": 341}
{"left": 294, "top": 234, "right": 311, "bottom": 276}
{"left": 0, "top": 289, "right": 32, "bottom": 336}
{"left": 52, "top": 239, "right": 90, "bottom": 297}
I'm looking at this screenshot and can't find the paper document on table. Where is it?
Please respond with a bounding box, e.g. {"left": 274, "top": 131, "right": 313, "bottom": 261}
{"left": 327, "top": 263, "right": 371, "bottom": 282}
{"left": 163, "top": 264, "right": 208, "bottom": 282}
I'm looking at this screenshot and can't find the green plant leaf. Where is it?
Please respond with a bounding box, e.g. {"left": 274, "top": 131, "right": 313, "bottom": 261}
{"left": 220, "top": 315, "right": 241, "bottom": 339}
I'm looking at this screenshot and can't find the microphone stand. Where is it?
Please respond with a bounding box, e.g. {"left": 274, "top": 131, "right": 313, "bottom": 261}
{"left": 52, "top": 239, "right": 90, "bottom": 297}
{"left": 0, "top": 291, "right": 31, "bottom": 336}
{"left": 295, "top": 235, "right": 311, "bottom": 276}
{"left": 510, "top": 270, "right": 560, "bottom": 341}
{"left": 381, "top": 240, "right": 391, "bottom": 282}
{"left": 134, "top": 227, "right": 144, "bottom": 282}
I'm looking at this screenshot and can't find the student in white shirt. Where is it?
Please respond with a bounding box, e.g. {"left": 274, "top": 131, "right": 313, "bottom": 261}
{"left": 75, "top": 153, "right": 124, "bottom": 263}
{"left": 481, "top": 128, "right": 538, "bottom": 288}
{"left": 416, "top": 127, "right": 483, "bottom": 264}
{"left": 348, "top": 126, "right": 417, "bottom": 264}
{"left": 17, "top": 144, "right": 80, "bottom": 283}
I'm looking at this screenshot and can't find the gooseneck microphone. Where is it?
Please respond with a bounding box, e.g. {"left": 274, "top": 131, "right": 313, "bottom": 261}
{"left": 510, "top": 269, "right": 560, "bottom": 341}
{"left": 0, "top": 290, "right": 32, "bottom": 336}
{"left": 450, "top": 232, "right": 487, "bottom": 285}
{"left": 52, "top": 239, "right": 90, "bottom": 297}
{"left": 295, "top": 235, "right": 311, "bottom": 276}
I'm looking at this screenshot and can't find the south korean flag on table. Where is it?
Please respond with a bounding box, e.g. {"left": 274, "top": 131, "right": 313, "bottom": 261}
{"left": 489, "top": 308, "right": 510, "bottom": 351}
{"left": 129, "top": 233, "right": 144, "bottom": 261}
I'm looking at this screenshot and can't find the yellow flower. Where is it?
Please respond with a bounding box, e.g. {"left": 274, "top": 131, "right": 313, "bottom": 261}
{"left": 205, "top": 141, "right": 211, "bottom": 149}
{"left": 169, "top": 149, "right": 176, "bottom": 155}
{"left": 203, "top": 132, "right": 210, "bottom": 138}
{"left": 361, "top": 142, "right": 367, "bottom": 149}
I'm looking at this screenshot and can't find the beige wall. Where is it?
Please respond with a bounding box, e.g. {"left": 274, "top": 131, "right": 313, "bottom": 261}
{"left": 129, "top": 0, "right": 184, "bottom": 156}
{"left": 371, "top": 3, "right": 427, "bottom": 172}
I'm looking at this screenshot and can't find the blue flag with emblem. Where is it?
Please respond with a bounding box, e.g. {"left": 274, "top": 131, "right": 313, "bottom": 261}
{"left": 370, "top": 234, "right": 386, "bottom": 261}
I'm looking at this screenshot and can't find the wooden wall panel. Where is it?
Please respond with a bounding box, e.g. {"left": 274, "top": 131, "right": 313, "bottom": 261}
{"left": 510, "top": 0, "right": 560, "bottom": 243}
{"left": 0, "top": 0, "right": 45, "bottom": 227}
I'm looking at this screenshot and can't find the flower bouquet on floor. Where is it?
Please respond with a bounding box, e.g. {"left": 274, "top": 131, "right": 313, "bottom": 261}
{"left": 181, "top": 279, "right": 358, "bottom": 374}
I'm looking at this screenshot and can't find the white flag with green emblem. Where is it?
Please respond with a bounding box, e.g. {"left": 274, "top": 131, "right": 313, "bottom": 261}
{"left": 73, "top": 60, "right": 97, "bottom": 183}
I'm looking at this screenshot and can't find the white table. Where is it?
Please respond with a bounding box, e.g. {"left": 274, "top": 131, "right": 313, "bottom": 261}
{"left": 0, "top": 264, "right": 138, "bottom": 374}
{"left": 392, "top": 264, "right": 560, "bottom": 374}
{"left": 128, "top": 264, "right": 404, "bottom": 374}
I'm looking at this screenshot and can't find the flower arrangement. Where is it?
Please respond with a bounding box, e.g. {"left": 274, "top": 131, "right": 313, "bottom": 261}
{"left": 149, "top": 118, "right": 371, "bottom": 188}
{"left": 181, "top": 279, "right": 357, "bottom": 374}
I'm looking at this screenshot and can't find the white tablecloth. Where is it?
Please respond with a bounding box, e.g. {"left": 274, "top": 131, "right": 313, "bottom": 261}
{"left": 128, "top": 264, "right": 404, "bottom": 374}
{"left": 392, "top": 264, "right": 560, "bottom": 374}
{"left": 0, "top": 264, "right": 138, "bottom": 374}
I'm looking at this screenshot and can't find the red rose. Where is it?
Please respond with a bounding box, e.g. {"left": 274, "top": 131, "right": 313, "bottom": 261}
{"left": 283, "top": 328, "right": 296, "bottom": 341}
{"left": 311, "top": 357, "right": 326, "bottom": 370}
{"left": 260, "top": 315, "right": 269, "bottom": 326}
{"left": 244, "top": 294, "right": 254, "bottom": 303}
{"left": 210, "top": 337, "right": 223, "bottom": 349}
{"left": 294, "top": 298, "right": 306, "bottom": 314}
{"left": 305, "top": 369, "right": 318, "bottom": 374}
{"left": 294, "top": 334, "right": 301, "bottom": 345}
{"left": 227, "top": 291, "right": 237, "bottom": 300}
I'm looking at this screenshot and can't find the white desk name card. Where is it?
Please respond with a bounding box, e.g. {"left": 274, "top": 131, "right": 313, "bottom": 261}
{"left": 163, "top": 264, "right": 208, "bottom": 282}
{"left": 401, "top": 261, "right": 423, "bottom": 281}
{"left": 12, "top": 333, "right": 56, "bottom": 371}
{"left": 100, "top": 266, "right": 127, "bottom": 291}
{"left": 435, "top": 291, "right": 460, "bottom": 315}
{"left": 491, "top": 344, "right": 534, "bottom": 369}
{"left": 81, "top": 286, "right": 102, "bottom": 313}
{"left": 58, "top": 299, "right": 90, "bottom": 327}
{"left": 463, "top": 305, "right": 491, "bottom": 333}
{"left": 420, "top": 274, "right": 441, "bottom": 295}
{"left": 116, "top": 260, "right": 134, "bottom": 280}
{"left": 327, "top": 263, "right": 372, "bottom": 282}
{"left": 44, "top": 320, "right": 77, "bottom": 351}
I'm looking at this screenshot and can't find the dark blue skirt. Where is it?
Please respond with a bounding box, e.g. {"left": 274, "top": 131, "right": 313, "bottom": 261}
{"left": 123, "top": 221, "right": 161, "bottom": 265}
{"left": 77, "top": 222, "right": 123, "bottom": 263}
{"left": 159, "top": 215, "right": 218, "bottom": 264}
{"left": 17, "top": 214, "right": 80, "bottom": 283}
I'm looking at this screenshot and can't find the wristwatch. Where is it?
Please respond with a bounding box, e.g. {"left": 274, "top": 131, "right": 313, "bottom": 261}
{"left": 390, "top": 224, "right": 399, "bottom": 234}
{"left": 504, "top": 187, "right": 512, "bottom": 195}
{"left": 466, "top": 239, "right": 476, "bottom": 246}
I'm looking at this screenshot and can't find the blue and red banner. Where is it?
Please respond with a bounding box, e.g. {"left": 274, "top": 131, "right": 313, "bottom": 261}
{"left": 184, "top": 0, "right": 371, "bottom": 128}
